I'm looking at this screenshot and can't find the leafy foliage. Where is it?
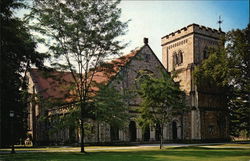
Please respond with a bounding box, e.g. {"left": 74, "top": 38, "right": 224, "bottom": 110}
{"left": 28, "top": 0, "right": 128, "bottom": 151}
{"left": 137, "top": 70, "right": 185, "bottom": 148}
{"left": 94, "top": 84, "right": 130, "bottom": 128}
{"left": 0, "top": 0, "right": 47, "bottom": 147}
{"left": 194, "top": 25, "right": 250, "bottom": 137}
{"left": 0, "top": 0, "right": 46, "bottom": 147}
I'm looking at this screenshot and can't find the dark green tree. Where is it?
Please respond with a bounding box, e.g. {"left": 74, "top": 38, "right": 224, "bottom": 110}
{"left": 0, "top": 0, "right": 46, "bottom": 147}
{"left": 138, "top": 71, "right": 185, "bottom": 149}
{"left": 194, "top": 25, "right": 250, "bottom": 138}
{"left": 93, "top": 84, "right": 130, "bottom": 142}
{"left": 28, "top": 0, "right": 128, "bottom": 152}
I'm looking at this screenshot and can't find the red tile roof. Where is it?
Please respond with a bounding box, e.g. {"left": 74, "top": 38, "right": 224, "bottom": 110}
{"left": 29, "top": 47, "right": 142, "bottom": 103}
{"left": 92, "top": 48, "right": 140, "bottom": 84}
{"left": 29, "top": 69, "right": 76, "bottom": 103}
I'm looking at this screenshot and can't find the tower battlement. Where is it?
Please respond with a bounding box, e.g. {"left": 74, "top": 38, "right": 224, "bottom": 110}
{"left": 161, "top": 23, "right": 224, "bottom": 46}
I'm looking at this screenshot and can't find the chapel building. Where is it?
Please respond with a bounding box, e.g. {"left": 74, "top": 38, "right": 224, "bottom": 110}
{"left": 26, "top": 24, "right": 230, "bottom": 145}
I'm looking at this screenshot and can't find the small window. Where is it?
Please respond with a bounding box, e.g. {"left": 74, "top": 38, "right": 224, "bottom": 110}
{"left": 145, "top": 54, "right": 150, "bottom": 62}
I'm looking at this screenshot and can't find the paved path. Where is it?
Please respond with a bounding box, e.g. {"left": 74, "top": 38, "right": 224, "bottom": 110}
{"left": 0, "top": 143, "right": 249, "bottom": 154}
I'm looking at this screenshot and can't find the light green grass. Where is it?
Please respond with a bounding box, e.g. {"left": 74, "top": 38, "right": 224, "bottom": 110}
{"left": 208, "top": 143, "right": 250, "bottom": 147}
{"left": 0, "top": 146, "right": 133, "bottom": 152}
{"left": 1, "top": 146, "right": 250, "bottom": 161}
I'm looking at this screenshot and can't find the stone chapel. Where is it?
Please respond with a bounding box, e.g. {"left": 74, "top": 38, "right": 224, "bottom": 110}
{"left": 26, "top": 24, "right": 229, "bottom": 145}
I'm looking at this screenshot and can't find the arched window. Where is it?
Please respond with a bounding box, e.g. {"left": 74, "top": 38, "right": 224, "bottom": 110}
{"left": 145, "top": 54, "right": 150, "bottom": 62}
{"left": 172, "top": 121, "right": 177, "bottom": 140}
{"left": 173, "top": 51, "right": 183, "bottom": 66}
{"left": 129, "top": 121, "right": 137, "bottom": 142}
{"left": 178, "top": 50, "right": 183, "bottom": 64}
{"left": 136, "top": 69, "right": 154, "bottom": 80}
{"left": 135, "top": 69, "right": 154, "bottom": 89}
{"left": 173, "top": 52, "right": 178, "bottom": 66}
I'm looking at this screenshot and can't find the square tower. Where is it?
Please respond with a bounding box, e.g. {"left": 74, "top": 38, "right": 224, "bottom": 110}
{"left": 161, "top": 24, "right": 229, "bottom": 141}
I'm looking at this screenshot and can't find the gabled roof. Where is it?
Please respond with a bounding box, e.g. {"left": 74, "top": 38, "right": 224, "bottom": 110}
{"left": 91, "top": 47, "right": 142, "bottom": 85}
{"left": 29, "top": 68, "right": 75, "bottom": 103}
{"left": 29, "top": 46, "right": 143, "bottom": 103}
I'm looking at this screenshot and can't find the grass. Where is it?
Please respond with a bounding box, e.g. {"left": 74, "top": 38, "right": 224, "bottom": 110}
{"left": 1, "top": 146, "right": 250, "bottom": 161}
{"left": 206, "top": 143, "right": 250, "bottom": 147}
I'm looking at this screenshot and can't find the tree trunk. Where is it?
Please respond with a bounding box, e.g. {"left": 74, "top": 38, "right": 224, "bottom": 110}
{"left": 80, "top": 120, "right": 85, "bottom": 153}
{"left": 97, "top": 121, "right": 100, "bottom": 143}
{"left": 160, "top": 124, "right": 164, "bottom": 149}
{"left": 80, "top": 100, "right": 85, "bottom": 153}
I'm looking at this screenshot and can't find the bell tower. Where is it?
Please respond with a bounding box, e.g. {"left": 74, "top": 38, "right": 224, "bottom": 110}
{"left": 161, "top": 24, "right": 229, "bottom": 141}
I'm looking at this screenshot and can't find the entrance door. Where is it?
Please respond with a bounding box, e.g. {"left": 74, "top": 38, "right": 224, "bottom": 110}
{"left": 129, "top": 121, "right": 137, "bottom": 142}
{"left": 172, "top": 121, "right": 177, "bottom": 140}
{"left": 155, "top": 123, "right": 161, "bottom": 141}
{"left": 143, "top": 125, "right": 150, "bottom": 141}
{"left": 110, "top": 126, "right": 119, "bottom": 141}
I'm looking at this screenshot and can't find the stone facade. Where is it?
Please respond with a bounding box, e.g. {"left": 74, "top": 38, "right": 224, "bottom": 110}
{"left": 27, "top": 39, "right": 176, "bottom": 145}
{"left": 27, "top": 24, "right": 230, "bottom": 145}
{"left": 161, "top": 23, "right": 229, "bottom": 141}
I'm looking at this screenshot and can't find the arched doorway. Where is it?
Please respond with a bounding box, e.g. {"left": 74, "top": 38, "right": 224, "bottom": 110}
{"left": 172, "top": 121, "right": 177, "bottom": 140}
{"left": 110, "top": 126, "right": 119, "bottom": 141}
{"left": 155, "top": 123, "right": 161, "bottom": 141}
{"left": 143, "top": 125, "right": 150, "bottom": 141}
{"left": 129, "top": 121, "right": 137, "bottom": 142}
{"left": 69, "top": 126, "right": 76, "bottom": 143}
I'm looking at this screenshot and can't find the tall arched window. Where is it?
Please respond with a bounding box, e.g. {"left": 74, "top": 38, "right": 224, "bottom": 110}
{"left": 173, "top": 51, "right": 183, "bottom": 66}
{"left": 173, "top": 52, "right": 178, "bottom": 66}
{"left": 178, "top": 50, "right": 183, "bottom": 64}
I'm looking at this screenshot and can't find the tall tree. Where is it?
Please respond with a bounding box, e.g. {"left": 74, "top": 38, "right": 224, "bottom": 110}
{"left": 137, "top": 71, "right": 185, "bottom": 149}
{"left": 0, "top": 0, "right": 46, "bottom": 147}
{"left": 28, "top": 0, "right": 128, "bottom": 152}
{"left": 194, "top": 25, "right": 250, "bottom": 138}
{"left": 93, "top": 84, "right": 130, "bottom": 142}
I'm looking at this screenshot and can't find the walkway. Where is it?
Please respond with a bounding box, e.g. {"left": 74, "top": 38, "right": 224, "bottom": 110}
{"left": 0, "top": 142, "right": 249, "bottom": 154}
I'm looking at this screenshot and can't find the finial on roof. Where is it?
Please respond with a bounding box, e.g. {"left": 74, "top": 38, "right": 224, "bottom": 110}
{"left": 217, "top": 16, "right": 223, "bottom": 31}
{"left": 144, "top": 37, "right": 148, "bottom": 45}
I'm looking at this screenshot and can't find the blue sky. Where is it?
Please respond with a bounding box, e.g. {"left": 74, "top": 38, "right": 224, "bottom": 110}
{"left": 118, "top": 0, "right": 249, "bottom": 61}
{"left": 16, "top": 0, "right": 249, "bottom": 62}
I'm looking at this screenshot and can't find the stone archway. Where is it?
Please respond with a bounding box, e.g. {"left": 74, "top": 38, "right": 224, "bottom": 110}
{"left": 155, "top": 123, "right": 161, "bottom": 141}
{"left": 172, "top": 121, "right": 177, "bottom": 140}
{"left": 129, "top": 121, "right": 137, "bottom": 142}
{"left": 110, "top": 126, "right": 119, "bottom": 141}
{"left": 143, "top": 125, "right": 150, "bottom": 141}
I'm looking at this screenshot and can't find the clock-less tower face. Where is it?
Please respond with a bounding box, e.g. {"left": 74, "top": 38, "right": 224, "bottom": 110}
{"left": 161, "top": 24, "right": 223, "bottom": 95}
{"left": 161, "top": 26, "right": 194, "bottom": 94}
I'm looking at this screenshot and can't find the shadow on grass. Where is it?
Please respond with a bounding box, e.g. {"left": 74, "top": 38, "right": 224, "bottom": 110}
{"left": 1, "top": 147, "right": 250, "bottom": 161}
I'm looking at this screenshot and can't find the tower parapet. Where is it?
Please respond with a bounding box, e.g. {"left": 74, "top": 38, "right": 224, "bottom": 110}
{"left": 161, "top": 23, "right": 224, "bottom": 46}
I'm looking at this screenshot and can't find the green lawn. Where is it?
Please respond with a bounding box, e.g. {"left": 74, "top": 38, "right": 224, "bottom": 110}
{"left": 1, "top": 146, "right": 250, "bottom": 161}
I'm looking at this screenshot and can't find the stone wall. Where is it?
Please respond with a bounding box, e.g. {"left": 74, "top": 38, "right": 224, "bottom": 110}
{"left": 111, "top": 45, "right": 165, "bottom": 106}
{"left": 161, "top": 24, "right": 229, "bottom": 141}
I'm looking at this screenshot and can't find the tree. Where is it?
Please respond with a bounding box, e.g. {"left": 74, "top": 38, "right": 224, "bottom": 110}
{"left": 28, "top": 0, "right": 128, "bottom": 152}
{"left": 137, "top": 71, "right": 185, "bottom": 149}
{"left": 0, "top": 0, "right": 47, "bottom": 147}
{"left": 194, "top": 25, "right": 250, "bottom": 138}
{"left": 93, "top": 84, "right": 130, "bottom": 142}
